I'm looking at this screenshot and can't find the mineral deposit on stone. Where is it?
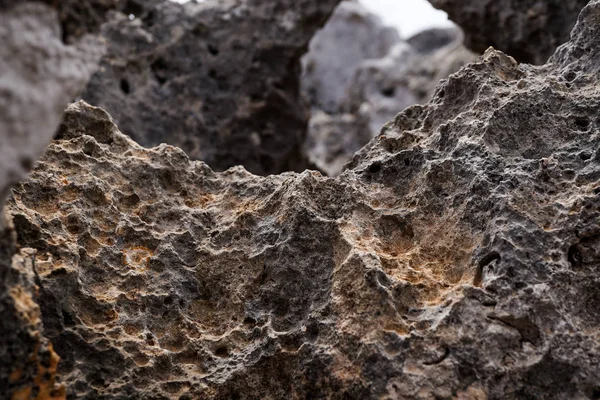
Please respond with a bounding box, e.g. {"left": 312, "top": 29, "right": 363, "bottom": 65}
{"left": 82, "top": 0, "right": 341, "bottom": 175}
{"left": 428, "top": 0, "right": 590, "bottom": 64}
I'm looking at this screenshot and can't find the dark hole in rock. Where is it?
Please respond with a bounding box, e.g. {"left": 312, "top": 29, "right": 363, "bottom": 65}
{"left": 575, "top": 117, "right": 590, "bottom": 131}
{"left": 381, "top": 87, "right": 395, "bottom": 97}
{"left": 214, "top": 346, "right": 229, "bottom": 357}
{"left": 120, "top": 79, "right": 131, "bottom": 94}
{"left": 122, "top": 0, "right": 144, "bottom": 19}
{"left": 151, "top": 58, "right": 168, "bottom": 85}
{"left": 208, "top": 44, "right": 219, "bottom": 55}
{"left": 368, "top": 162, "right": 381, "bottom": 173}
{"left": 568, "top": 244, "right": 582, "bottom": 266}
{"left": 564, "top": 71, "right": 577, "bottom": 82}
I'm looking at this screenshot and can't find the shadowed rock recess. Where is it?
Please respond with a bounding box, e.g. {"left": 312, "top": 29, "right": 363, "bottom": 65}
{"left": 5, "top": 0, "right": 600, "bottom": 397}
{"left": 81, "top": 0, "right": 341, "bottom": 175}
{"left": 428, "top": 0, "right": 590, "bottom": 65}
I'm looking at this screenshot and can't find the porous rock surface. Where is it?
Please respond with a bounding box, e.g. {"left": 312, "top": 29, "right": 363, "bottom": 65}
{"left": 0, "top": 2, "right": 104, "bottom": 210}
{"left": 428, "top": 0, "right": 590, "bottom": 64}
{"left": 306, "top": 27, "right": 477, "bottom": 175}
{"left": 81, "top": 0, "right": 341, "bottom": 175}
{"left": 7, "top": 1, "right": 600, "bottom": 399}
{"left": 0, "top": 2, "right": 104, "bottom": 398}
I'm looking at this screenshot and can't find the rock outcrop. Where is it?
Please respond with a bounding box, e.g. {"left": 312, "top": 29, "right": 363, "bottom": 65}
{"left": 6, "top": 1, "right": 600, "bottom": 397}
{"left": 0, "top": 2, "right": 104, "bottom": 210}
{"left": 305, "top": 26, "right": 477, "bottom": 175}
{"left": 0, "top": 2, "right": 105, "bottom": 397}
{"left": 428, "top": 0, "right": 590, "bottom": 64}
{"left": 301, "top": 1, "right": 400, "bottom": 114}
{"left": 81, "top": 0, "right": 341, "bottom": 176}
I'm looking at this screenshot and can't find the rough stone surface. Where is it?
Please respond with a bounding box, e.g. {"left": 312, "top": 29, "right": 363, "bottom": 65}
{"left": 304, "top": 110, "right": 373, "bottom": 176}
{"left": 301, "top": 1, "right": 400, "bottom": 114}
{"left": 0, "top": 213, "right": 66, "bottom": 399}
{"left": 81, "top": 0, "right": 341, "bottom": 175}
{"left": 0, "top": 2, "right": 104, "bottom": 211}
{"left": 306, "top": 28, "right": 476, "bottom": 175}
{"left": 7, "top": 1, "right": 600, "bottom": 399}
{"left": 428, "top": 0, "right": 590, "bottom": 64}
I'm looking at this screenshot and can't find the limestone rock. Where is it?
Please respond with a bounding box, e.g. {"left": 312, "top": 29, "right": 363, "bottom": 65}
{"left": 0, "top": 2, "right": 104, "bottom": 211}
{"left": 7, "top": 1, "right": 600, "bottom": 399}
{"left": 301, "top": 1, "right": 400, "bottom": 114}
{"left": 0, "top": 3, "right": 104, "bottom": 397}
{"left": 428, "top": 0, "right": 590, "bottom": 64}
{"left": 304, "top": 110, "right": 373, "bottom": 176}
{"left": 307, "top": 28, "right": 476, "bottom": 175}
{"left": 81, "top": 0, "right": 341, "bottom": 175}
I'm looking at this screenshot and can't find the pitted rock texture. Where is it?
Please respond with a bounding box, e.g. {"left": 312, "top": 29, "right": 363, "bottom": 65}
{"left": 0, "top": 2, "right": 104, "bottom": 397}
{"left": 0, "top": 2, "right": 104, "bottom": 213}
{"left": 428, "top": 0, "right": 590, "bottom": 64}
{"left": 81, "top": 0, "right": 341, "bottom": 175}
{"left": 301, "top": 1, "right": 400, "bottom": 114}
{"left": 0, "top": 213, "right": 66, "bottom": 399}
{"left": 306, "top": 28, "right": 476, "bottom": 175}
{"left": 8, "top": 1, "right": 600, "bottom": 399}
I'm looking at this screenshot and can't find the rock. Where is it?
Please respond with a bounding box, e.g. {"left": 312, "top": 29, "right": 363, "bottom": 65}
{"left": 0, "top": 213, "right": 66, "bottom": 399}
{"left": 7, "top": 1, "right": 600, "bottom": 398}
{"left": 304, "top": 110, "right": 372, "bottom": 176}
{"left": 306, "top": 28, "right": 477, "bottom": 175}
{"left": 428, "top": 0, "right": 590, "bottom": 64}
{"left": 406, "top": 27, "right": 462, "bottom": 55}
{"left": 0, "top": 2, "right": 104, "bottom": 212}
{"left": 301, "top": 1, "right": 400, "bottom": 114}
{"left": 0, "top": 3, "right": 104, "bottom": 396}
{"left": 81, "top": 0, "right": 341, "bottom": 175}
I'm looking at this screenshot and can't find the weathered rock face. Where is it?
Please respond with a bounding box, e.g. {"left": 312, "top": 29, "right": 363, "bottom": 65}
{"left": 301, "top": 1, "right": 400, "bottom": 114}
{"left": 305, "top": 27, "right": 477, "bottom": 175}
{"left": 0, "top": 2, "right": 104, "bottom": 210}
{"left": 7, "top": 1, "right": 600, "bottom": 397}
{"left": 81, "top": 0, "right": 341, "bottom": 176}
{"left": 0, "top": 0, "right": 119, "bottom": 43}
{"left": 428, "top": 0, "right": 590, "bottom": 64}
{"left": 0, "top": 2, "right": 105, "bottom": 397}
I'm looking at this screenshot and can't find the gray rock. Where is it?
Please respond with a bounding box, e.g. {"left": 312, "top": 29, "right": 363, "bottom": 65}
{"left": 428, "top": 0, "right": 590, "bottom": 64}
{"left": 81, "top": 0, "right": 341, "bottom": 175}
{"left": 301, "top": 1, "right": 400, "bottom": 114}
{"left": 307, "top": 28, "right": 476, "bottom": 175}
{"left": 7, "top": 1, "right": 600, "bottom": 398}
{"left": 0, "top": 2, "right": 104, "bottom": 213}
{"left": 304, "top": 110, "right": 372, "bottom": 176}
{"left": 0, "top": 2, "right": 104, "bottom": 397}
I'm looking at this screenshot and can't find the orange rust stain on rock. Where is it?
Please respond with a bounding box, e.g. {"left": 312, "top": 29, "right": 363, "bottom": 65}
{"left": 122, "top": 246, "right": 154, "bottom": 271}
{"left": 11, "top": 341, "right": 66, "bottom": 400}
{"left": 10, "top": 285, "right": 41, "bottom": 325}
